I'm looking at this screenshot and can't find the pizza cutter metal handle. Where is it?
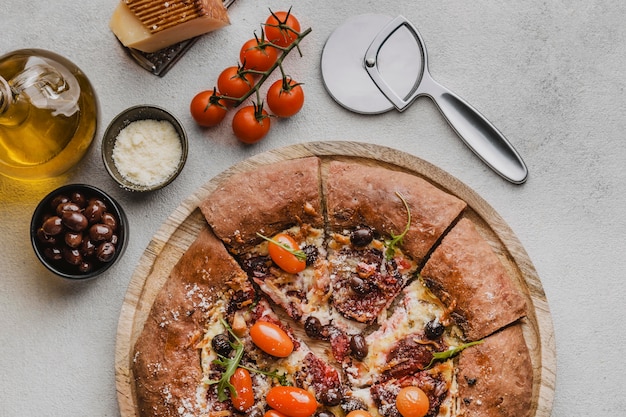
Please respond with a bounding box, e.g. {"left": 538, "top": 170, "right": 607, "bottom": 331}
{"left": 364, "top": 16, "right": 529, "bottom": 184}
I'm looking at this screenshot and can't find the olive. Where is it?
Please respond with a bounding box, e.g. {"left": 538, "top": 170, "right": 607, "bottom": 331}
{"left": 304, "top": 316, "right": 325, "bottom": 339}
{"left": 84, "top": 199, "right": 106, "bottom": 223}
{"left": 50, "top": 194, "right": 69, "bottom": 211}
{"left": 37, "top": 227, "right": 58, "bottom": 245}
{"left": 78, "top": 261, "right": 93, "bottom": 273}
{"left": 302, "top": 245, "right": 318, "bottom": 266}
{"left": 319, "top": 388, "right": 342, "bottom": 406}
{"left": 56, "top": 202, "right": 81, "bottom": 216}
{"left": 42, "top": 216, "right": 63, "bottom": 236}
{"left": 81, "top": 239, "right": 96, "bottom": 258}
{"left": 96, "top": 242, "right": 116, "bottom": 262}
{"left": 63, "top": 247, "right": 83, "bottom": 265}
{"left": 425, "top": 318, "right": 445, "bottom": 340}
{"left": 350, "top": 226, "right": 373, "bottom": 247}
{"left": 349, "top": 334, "right": 368, "bottom": 360}
{"left": 70, "top": 191, "right": 87, "bottom": 208}
{"left": 101, "top": 212, "right": 118, "bottom": 231}
{"left": 43, "top": 246, "right": 63, "bottom": 262}
{"left": 211, "top": 333, "right": 233, "bottom": 357}
{"left": 89, "top": 223, "right": 113, "bottom": 242}
{"left": 61, "top": 211, "right": 88, "bottom": 232}
{"left": 65, "top": 232, "right": 83, "bottom": 249}
{"left": 349, "top": 276, "right": 370, "bottom": 295}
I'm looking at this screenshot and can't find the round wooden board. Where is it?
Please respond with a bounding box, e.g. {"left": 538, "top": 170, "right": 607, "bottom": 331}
{"left": 115, "top": 141, "right": 556, "bottom": 417}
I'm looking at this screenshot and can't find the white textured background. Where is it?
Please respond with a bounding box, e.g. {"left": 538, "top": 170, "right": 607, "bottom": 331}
{"left": 1, "top": 1, "right": 625, "bottom": 416}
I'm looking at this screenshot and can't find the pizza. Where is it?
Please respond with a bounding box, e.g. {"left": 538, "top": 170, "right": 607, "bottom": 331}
{"left": 130, "top": 156, "right": 534, "bottom": 417}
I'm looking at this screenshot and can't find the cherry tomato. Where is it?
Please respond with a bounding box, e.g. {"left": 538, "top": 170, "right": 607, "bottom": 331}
{"left": 267, "top": 233, "right": 306, "bottom": 273}
{"left": 265, "top": 10, "right": 301, "bottom": 47}
{"left": 266, "top": 386, "right": 317, "bottom": 417}
{"left": 240, "top": 38, "right": 278, "bottom": 71}
{"left": 217, "top": 66, "right": 255, "bottom": 106}
{"left": 189, "top": 90, "right": 227, "bottom": 127}
{"left": 232, "top": 104, "right": 271, "bottom": 144}
{"left": 250, "top": 320, "right": 294, "bottom": 357}
{"left": 266, "top": 78, "right": 304, "bottom": 118}
{"left": 230, "top": 368, "right": 255, "bottom": 412}
{"left": 346, "top": 411, "right": 373, "bottom": 417}
{"left": 395, "top": 386, "right": 430, "bottom": 417}
{"left": 265, "top": 410, "right": 289, "bottom": 417}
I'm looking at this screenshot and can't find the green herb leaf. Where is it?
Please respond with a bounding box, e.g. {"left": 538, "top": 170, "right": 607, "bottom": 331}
{"left": 384, "top": 192, "right": 411, "bottom": 260}
{"left": 425, "top": 340, "right": 483, "bottom": 369}
{"left": 239, "top": 364, "right": 292, "bottom": 386}
{"left": 206, "top": 318, "right": 245, "bottom": 401}
{"left": 256, "top": 232, "right": 307, "bottom": 261}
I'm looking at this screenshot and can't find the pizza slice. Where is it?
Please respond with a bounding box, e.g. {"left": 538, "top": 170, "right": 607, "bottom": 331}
{"left": 420, "top": 218, "right": 528, "bottom": 341}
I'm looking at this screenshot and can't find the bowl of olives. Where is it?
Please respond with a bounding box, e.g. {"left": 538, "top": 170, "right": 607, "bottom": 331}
{"left": 30, "top": 184, "right": 128, "bottom": 280}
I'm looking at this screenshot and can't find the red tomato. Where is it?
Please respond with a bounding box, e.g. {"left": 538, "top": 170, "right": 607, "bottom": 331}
{"left": 232, "top": 104, "right": 271, "bottom": 144}
{"left": 250, "top": 320, "right": 294, "bottom": 357}
{"left": 266, "top": 78, "right": 304, "bottom": 118}
{"left": 265, "top": 410, "right": 288, "bottom": 417}
{"left": 189, "top": 90, "right": 227, "bottom": 127}
{"left": 217, "top": 66, "right": 256, "bottom": 106}
{"left": 346, "top": 411, "right": 373, "bottom": 417}
{"left": 267, "top": 233, "right": 306, "bottom": 273}
{"left": 266, "top": 386, "right": 317, "bottom": 417}
{"left": 395, "top": 386, "right": 430, "bottom": 417}
{"left": 240, "top": 38, "right": 278, "bottom": 71}
{"left": 265, "top": 10, "right": 301, "bottom": 47}
{"left": 230, "top": 368, "right": 255, "bottom": 412}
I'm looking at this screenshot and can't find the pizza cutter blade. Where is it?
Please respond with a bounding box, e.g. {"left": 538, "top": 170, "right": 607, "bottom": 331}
{"left": 321, "top": 14, "right": 528, "bottom": 184}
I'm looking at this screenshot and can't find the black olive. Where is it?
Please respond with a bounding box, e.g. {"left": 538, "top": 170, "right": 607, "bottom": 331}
{"left": 349, "top": 276, "right": 370, "bottom": 295}
{"left": 349, "top": 334, "right": 368, "bottom": 360}
{"left": 304, "top": 316, "right": 325, "bottom": 339}
{"left": 302, "top": 245, "right": 318, "bottom": 266}
{"left": 319, "top": 388, "right": 342, "bottom": 406}
{"left": 350, "top": 226, "right": 373, "bottom": 247}
{"left": 425, "top": 318, "right": 445, "bottom": 340}
{"left": 211, "top": 333, "right": 233, "bottom": 357}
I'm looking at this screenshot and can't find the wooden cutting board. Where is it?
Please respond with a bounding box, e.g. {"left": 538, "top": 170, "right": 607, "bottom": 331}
{"left": 115, "top": 141, "right": 556, "bottom": 417}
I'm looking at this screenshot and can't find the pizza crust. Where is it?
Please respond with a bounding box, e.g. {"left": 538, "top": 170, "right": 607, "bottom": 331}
{"left": 420, "top": 218, "right": 527, "bottom": 341}
{"left": 324, "top": 161, "right": 467, "bottom": 265}
{"left": 456, "top": 323, "right": 533, "bottom": 417}
{"left": 132, "top": 226, "right": 249, "bottom": 416}
{"left": 200, "top": 157, "right": 323, "bottom": 254}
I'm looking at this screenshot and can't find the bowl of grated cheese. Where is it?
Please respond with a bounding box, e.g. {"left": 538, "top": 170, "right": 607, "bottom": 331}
{"left": 102, "top": 105, "right": 188, "bottom": 192}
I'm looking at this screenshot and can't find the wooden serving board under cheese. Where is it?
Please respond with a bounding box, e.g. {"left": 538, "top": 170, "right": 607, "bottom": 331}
{"left": 115, "top": 141, "right": 556, "bottom": 417}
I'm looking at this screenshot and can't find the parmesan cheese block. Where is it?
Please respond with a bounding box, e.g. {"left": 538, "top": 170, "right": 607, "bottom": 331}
{"left": 109, "top": 0, "right": 230, "bottom": 53}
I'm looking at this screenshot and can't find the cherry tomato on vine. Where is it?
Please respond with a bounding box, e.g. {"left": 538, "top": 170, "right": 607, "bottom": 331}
{"left": 267, "top": 233, "right": 306, "bottom": 273}
{"left": 266, "top": 386, "right": 317, "bottom": 417}
{"left": 240, "top": 38, "right": 278, "bottom": 71}
{"left": 250, "top": 320, "right": 294, "bottom": 357}
{"left": 395, "top": 386, "right": 430, "bottom": 417}
{"left": 346, "top": 411, "right": 373, "bottom": 417}
{"left": 230, "top": 368, "right": 255, "bottom": 412}
{"left": 232, "top": 104, "right": 271, "bottom": 144}
{"left": 217, "top": 66, "right": 255, "bottom": 106}
{"left": 265, "top": 10, "right": 301, "bottom": 47}
{"left": 189, "top": 90, "right": 227, "bottom": 127}
{"left": 266, "top": 78, "right": 304, "bottom": 118}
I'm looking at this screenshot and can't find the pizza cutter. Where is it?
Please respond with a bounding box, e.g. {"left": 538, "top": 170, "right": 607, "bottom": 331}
{"left": 321, "top": 14, "right": 528, "bottom": 184}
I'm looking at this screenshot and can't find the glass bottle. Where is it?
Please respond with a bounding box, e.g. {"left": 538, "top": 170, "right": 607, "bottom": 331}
{"left": 0, "top": 49, "right": 98, "bottom": 180}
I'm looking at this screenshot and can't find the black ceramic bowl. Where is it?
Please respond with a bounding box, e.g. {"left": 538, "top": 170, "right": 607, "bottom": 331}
{"left": 30, "top": 184, "right": 128, "bottom": 280}
{"left": 101, "top": 105, "right": 188, "bottom": 192}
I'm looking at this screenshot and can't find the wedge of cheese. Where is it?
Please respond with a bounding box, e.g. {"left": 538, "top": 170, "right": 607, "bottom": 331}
{"left": 110, "top": 0, "right": 230, "bottom": 53}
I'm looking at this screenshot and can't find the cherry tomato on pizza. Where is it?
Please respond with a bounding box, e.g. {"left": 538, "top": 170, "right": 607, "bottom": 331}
{"left": 265, "top": 410, "right": 289, "bottom": 417}
{"left": 395, "top": 386, "right": 430, "bottom": 417}
{"left": 232, "top": 104, "right": 271, "bottom": 144}
{"left": 266, "top": 386, "right": 317, "bottom": 417}
{"left": 240, "top": 38, "right": 278, "bottom": 72}
{"left": 250, "top": 320, "right": 294, "bottom": 357}
{"left": 217, "top": 66, "right": 256, "bottom": 106}
{"left": 266, "top": 78, "right": 304, "bottom": 118}
{"left": 189, "top": 90, "right": 227, "bottom": 127}
{"left": 265, "top": 10, "right": 301, "bottom": 47}
{"left": 229, "top": 367, "right": 255, "bottom": 412}
{"left": 267, "top": 233, "right": 306, "bottom": 273}
{"left": 346, "top": 411, "right": 373, "bottom": 417}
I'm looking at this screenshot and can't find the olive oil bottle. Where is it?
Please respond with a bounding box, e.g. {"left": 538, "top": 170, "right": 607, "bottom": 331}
{"left": 0, "top": 49, "right": 98, "bottom": 180}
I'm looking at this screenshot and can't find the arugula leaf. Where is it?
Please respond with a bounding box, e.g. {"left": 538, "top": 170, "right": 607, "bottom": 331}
{"left": 239, "top": 364, "right": 292, "bottom": 386}
{"left": 384, "top": 192, "right": 411, "bottom": 260}
{"left": 206, "top": 319, "right": 245, "bottom": 401}
{"left": 425, "top": 340, "right": 483, "bottom": 369}
{"left": 256, "top": 232, "right": 307, "bottom": 261}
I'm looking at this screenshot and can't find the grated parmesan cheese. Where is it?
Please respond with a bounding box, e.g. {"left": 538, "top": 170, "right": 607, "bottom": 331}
{"left": 112, "top": 119, "right": 182, "bottom": 187}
